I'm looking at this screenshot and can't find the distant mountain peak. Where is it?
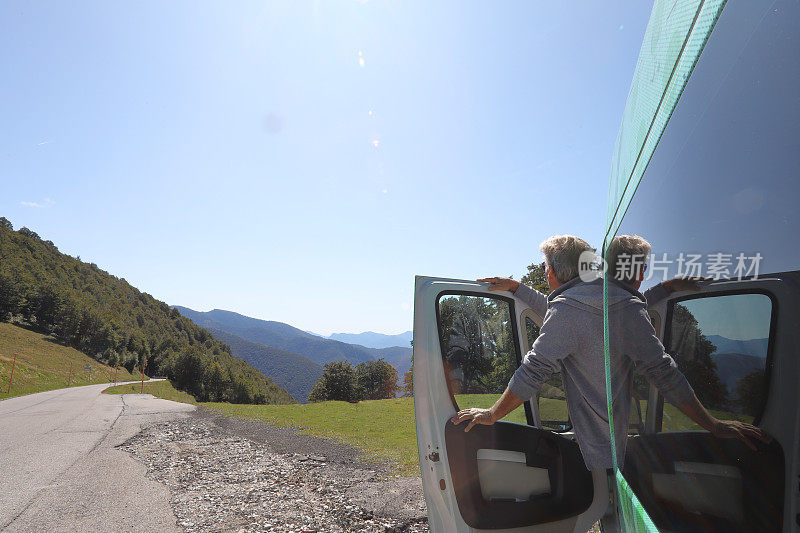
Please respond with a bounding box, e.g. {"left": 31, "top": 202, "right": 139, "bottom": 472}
{"left": 327, "top": 330, "right": 412, "bottom": 349}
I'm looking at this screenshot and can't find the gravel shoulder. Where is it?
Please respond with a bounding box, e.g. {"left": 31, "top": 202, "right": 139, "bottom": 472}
{"left": 120, "top": 407, "right": 428, "bottom": 532}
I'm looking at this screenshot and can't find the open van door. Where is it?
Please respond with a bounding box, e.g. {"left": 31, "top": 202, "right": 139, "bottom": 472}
{"left": 620, "top": 273, "right": 800, "bottom": 532}
{"left": 413, "top": 276, "right": 609, "bottom": 532}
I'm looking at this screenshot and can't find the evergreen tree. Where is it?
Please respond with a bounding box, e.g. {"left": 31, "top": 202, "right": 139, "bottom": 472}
{"left": 308, "top": 361, "right": 358, "bottom": 402}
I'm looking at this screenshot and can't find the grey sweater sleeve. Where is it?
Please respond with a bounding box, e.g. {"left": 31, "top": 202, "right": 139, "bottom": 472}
{"left": 507, "top": 303, "right": 573, "bottom": 400}
{"left": 624, "top": 305, "right": 695, "bottom": 406}
{"left": 513, "top": 283, "right": 549, "bottom": 317}
{"left": 642, "top": 283, "right": 669, "bottom": 306}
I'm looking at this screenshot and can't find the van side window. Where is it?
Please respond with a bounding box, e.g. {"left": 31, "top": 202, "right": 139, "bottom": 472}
{"left": 524, "top": 316, "right": 570, "bottom": 431}
{"left": 437, "top": 294, "right": 527, "bottom": 425}
{"left": 662, "top": 293, "right": 773, "bottom": 431}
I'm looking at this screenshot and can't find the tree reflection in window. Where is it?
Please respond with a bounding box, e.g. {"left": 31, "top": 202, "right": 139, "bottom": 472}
{"left": 438, "top": 295, "right": 516, "bottom": 396}
{"left": 665, "top": 294, "right": 771, "bottom": 430}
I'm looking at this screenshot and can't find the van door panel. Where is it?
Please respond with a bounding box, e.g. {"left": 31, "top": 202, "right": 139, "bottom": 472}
{"left": 622, "top": 274, "right": 797, "bottom": 532}
{"left": 445, "top": 420, "right": 594, "bottom": 529}
{"left": 624, "top": 433, "right": 783, "bottom": 532}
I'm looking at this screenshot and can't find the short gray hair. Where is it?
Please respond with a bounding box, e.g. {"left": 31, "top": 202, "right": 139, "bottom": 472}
{"left": 606, "top": 234, "right": 651, "bottom": 282}
{"left": 539, "top": 235, "right": 594, "bottom": 284}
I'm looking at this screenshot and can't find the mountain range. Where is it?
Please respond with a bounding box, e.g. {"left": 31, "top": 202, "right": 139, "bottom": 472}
{"left": 706, "top": 335, "right": 768, "bottom": 359}
{"left": 323, "top": 331, "right": 412, "bottom": 350}
{"left": 173, "top": 307, "right": 413, "bottom": 402}
{"left": 706, "top": 334, "right": 768, "bottom": 395}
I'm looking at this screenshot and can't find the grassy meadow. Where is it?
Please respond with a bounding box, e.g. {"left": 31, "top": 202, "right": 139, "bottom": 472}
{"left": 0, "top": 322, "right": 144, "bottom": 400}
{"left": 201, "top": 392, "right": 753, "bottom": 476}
{"left": 203, "top": 393, "right": 571, "bottom": 476}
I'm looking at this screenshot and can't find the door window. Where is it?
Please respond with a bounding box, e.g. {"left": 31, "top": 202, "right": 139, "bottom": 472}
{"left": 662, "top": 292, "right": 773, "bottom": 431}
{"left": 436, "top": 293, "right": 528, "bottom": 425}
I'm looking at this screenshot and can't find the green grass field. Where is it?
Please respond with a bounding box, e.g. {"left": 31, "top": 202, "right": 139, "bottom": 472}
{"left": 0, "top": 322, "right": 144, "bottom": 400}
{"left": 202, "top": 393, "right": 569, "bottom": 476}
{"left": 104, "top": 379, "right": 198, "bottom": 404}
{"left": 201, "top": 392, "right": 753, "bottom": 476}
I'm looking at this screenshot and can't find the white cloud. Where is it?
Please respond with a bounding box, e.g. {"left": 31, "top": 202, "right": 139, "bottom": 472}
{"left": 37, "top": 140, "right": 52, "bottom": 146}
{"left": 20, "top": 197, "right": 55, "bottom": 208}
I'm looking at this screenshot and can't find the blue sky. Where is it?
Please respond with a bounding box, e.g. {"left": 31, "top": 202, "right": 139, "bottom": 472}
{"left": 1, "top": 1, "right": 653, "bottom": 335}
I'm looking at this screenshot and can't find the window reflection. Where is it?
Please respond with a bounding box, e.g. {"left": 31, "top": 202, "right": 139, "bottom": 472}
{"left": 615, "top": 0, "right": 800, "bottom": 289}
{"left": 664, "top": 293, "right": 772, "bottom": 430}
{"left": 437, "top": 294, "right": 526, "bottom": 424}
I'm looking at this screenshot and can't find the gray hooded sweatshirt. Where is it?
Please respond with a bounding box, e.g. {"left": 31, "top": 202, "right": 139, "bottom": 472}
{"left": 507, "top": 278, "right": 694, "bottom": 471}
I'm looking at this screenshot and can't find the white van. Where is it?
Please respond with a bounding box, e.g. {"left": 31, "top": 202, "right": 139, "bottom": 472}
{"left": 413, "top": 0, "right": 799, "bottom": 531}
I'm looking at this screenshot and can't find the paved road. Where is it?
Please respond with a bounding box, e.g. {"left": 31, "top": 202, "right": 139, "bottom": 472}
{"left": 0, "top": 381, "right": 195, "bottom": 532}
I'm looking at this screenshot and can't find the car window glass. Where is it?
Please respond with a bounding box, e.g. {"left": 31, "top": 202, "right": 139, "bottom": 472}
{"left": 525, "top": 316, "right": 570, "bottom": 431}
{"left": 437, "top": 294, "right": 526, "bottom": 424}
{"left": 662, "top": 293, "right": 772, "bottom": 431}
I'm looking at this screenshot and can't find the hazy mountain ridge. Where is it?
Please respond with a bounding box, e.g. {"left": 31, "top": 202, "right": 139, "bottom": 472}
{"left": 704, "top": 334, "right": 768, "bottom": 396}
{"left": 706, "top": 335, "right": 768, "bottom": 359}
{"left": 712, "top": 352, "right": 765, "bottom": 394}
{"left": 327, "top": 331, "right": 412, "bottom": 350}
{"left": 174, "top": 307, "right": 413, "bottom": 379}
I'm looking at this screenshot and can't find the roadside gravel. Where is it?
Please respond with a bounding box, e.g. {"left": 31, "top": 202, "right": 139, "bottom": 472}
{"left": 119, "top": 408, "right": 428, "bottom": 532}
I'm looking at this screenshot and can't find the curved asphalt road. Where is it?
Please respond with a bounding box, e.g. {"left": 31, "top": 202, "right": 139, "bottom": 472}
{"left": 0, "top": 381, "right": 195, "bottom": 532}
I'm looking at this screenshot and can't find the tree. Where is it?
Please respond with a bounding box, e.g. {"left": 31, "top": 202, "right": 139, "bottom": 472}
{"left": 521, "top": 262, "right": 550, "bottom": 295}
{"left": 671, "top": 304, "right": 729, "bottom": 410}
{"left": 0, "top": 217, "right": 12, "bottom": 230}
{"left": 18, "top": 227, "right": 40, "bottom": 240}
{"left": 401, "top": 367, "right": 413, "bottom": 397}
{"left": 355, "top": 359, "right": 399, "bottom": 400}
{"left": 736, "top": 369, "right": 766, "bottom": 417}
{"left": 32, "top": 285, "right": 65, "bottom": 333}
{"left": 171, "top": 346, "right": 206, "bottom": 398}
{"left": 308, "top": 361, "right": 359, "bottom": 402}
{"left": 0, "top": 273, "right": 21, "bottom": 321}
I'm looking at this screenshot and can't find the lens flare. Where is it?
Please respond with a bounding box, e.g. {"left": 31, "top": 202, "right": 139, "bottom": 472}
{"left": 358, "top": 50, "right": 365, "bottom": 68}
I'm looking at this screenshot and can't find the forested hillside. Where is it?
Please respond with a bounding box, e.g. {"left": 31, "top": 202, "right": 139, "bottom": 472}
{"left": 174, "top": 307, "right": 413, "bottom": 374}
{"left": 0, "top": 218, "right": 293, "bottom": 405}
{"left": 208, "top": 327, "right": 323, "bottom": 403}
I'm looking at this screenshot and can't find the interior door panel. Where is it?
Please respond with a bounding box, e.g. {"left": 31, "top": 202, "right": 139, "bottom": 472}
{"left": 623, "top": 433, "right": 784, "bottom": 532}
{"left": 476, "top": 449, "right": 552, "bottom": 502}
{"left": 444, "top": 419, "right": 594, "bottom": 530}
